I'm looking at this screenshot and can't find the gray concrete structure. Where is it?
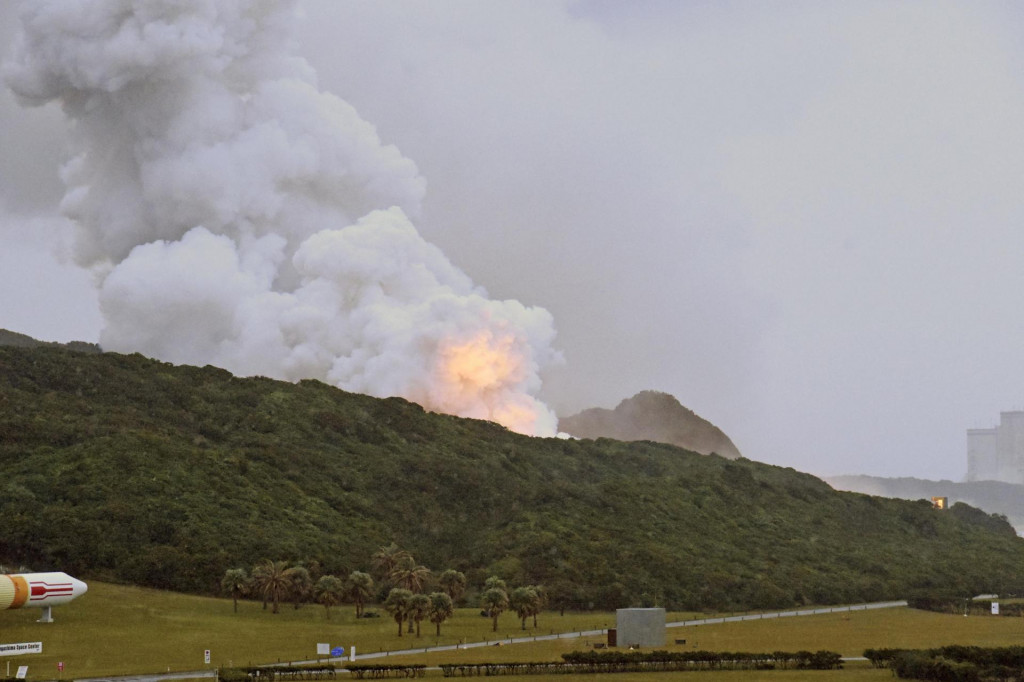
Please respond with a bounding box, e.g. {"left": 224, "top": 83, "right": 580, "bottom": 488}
{"left": 615, "top": 608, "right": 665, "bottom": 648}
{"left": 968, "top": 411, "right": 1024, "bottom": 484}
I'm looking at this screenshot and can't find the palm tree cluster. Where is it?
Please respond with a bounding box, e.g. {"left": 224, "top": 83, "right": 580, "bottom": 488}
{"left": 480, "top": 576, "right": 546, "bottom": 632}
{"left": 220, "top": 545, "right": 469, "bottom": 637}
{"left": 219, "top": 547, "right": 545, "bottom": 637}
{"left": 220, "top": 560, "right": 378, "bottom": 620}
{"left": 374, "top": 544, "right": 457, "bottom": 638}
{"left": 382, "top": 588, "right": 454, "bottom": 638}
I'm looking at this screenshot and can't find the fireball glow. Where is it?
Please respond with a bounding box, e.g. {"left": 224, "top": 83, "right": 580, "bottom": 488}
{"left": 441, "top": 331, "right": 524, "bottom": 394}
{"left": 420, "top": 329, "right": 554, "bottom": 435}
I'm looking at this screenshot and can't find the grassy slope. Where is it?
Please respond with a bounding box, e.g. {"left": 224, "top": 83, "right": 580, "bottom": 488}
{"left": 1, "top": 583, "right": 1023, "bottom": 679}
{"left": 1, "top": 345, "right": 1024, "bottom": 611}
{"left": 0, "top": 581, "right": 615, "bottom": 676}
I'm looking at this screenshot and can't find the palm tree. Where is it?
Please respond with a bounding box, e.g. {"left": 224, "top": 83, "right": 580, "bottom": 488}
{"left": 428, "top": 592, "right": 454, "bottom": 637}
{"left": 383, "top": 588, "right": 413, "bottom": 637}
{"left": 529, "top": 585, "right": 546, "bottom": 627}
{"left": 372, "top": 543, "right": 412, "bottom": 583}
{"left": 286, "top": 565, "right": 312, "bottom": 609}
{"left": 481, "top": 587, "right": 509, "bottom": 632}
{"left": 438, "top": 569, "right": 466, "bottom": 604}
{"left": 346, "top": 571, "right": 374, "bottom": 618}
{"left": 484, "top": 576, "right": 508, "bottom": 592}
{"left": 305, "top": 559, "right": 323, "bottom": 582}
{"left": 391, "top": 557, "right": 431, "bottom": 593}
{"left": 390, "top": 558, "right": 431, "bottom": 631}
{"left": 221, "top": 568, "right": 250, "bottom": 613}
{"left": 253, "top": 560, "right": 290, "bottom": 614}
{"left": 408, "top": 593, "right": 431, "bottom": 637}
{"left": 509, "top": 586, "right": 537, "bottom": 630}
{"left": 313, "top": 575, "right": 344, "bottom": 620}
{"left": 251, "top": 562, "right": 270, "bottom": 610}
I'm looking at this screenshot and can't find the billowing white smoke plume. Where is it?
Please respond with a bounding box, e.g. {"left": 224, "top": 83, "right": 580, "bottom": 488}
{"left": 4, "top": 0, "right": 560, "bottom": 436}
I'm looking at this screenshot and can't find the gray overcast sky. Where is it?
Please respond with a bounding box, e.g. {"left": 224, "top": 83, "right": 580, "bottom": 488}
{"left": 3, "top": 1, "right": 1024, "bottom": 481}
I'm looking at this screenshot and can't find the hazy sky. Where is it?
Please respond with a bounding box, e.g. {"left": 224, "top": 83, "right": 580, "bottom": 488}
{"left": 3, "top": 1, "right": 1024, "bottom": 481}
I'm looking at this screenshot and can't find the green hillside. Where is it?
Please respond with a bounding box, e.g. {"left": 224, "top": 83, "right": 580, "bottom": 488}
{"left": 0, "top": 327, "right": 101, "bottom": 353}
{"left": 1, "top": 344, "right": 1022, "bottom": 611}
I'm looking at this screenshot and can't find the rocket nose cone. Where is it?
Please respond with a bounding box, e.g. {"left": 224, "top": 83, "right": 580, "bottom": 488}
{"left": 71, "top": 578, "right": 88, "bottom": 598}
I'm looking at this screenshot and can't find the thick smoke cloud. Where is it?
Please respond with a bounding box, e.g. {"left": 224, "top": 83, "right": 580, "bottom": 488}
{"left": 5, "top": 0, "right": 560, "bottom": 436}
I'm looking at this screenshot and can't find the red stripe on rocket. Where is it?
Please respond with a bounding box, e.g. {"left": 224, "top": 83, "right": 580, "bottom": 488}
{"left": 29, "top": 580, "right": 75, "bottom": 601}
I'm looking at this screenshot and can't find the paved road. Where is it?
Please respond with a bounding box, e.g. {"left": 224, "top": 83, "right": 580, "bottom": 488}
{"left": 75, "top": 600, "right": 907, "bottom": 682}
{"left": 667, "top": 600, "right": 907, "bottom": 629}
{"left": 78, "top": 672, "right": 216, "bottom": 682}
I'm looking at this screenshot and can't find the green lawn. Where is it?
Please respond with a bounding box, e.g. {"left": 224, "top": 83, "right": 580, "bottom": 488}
{"left": 662, "top": 607, "right": 1024, "bottom": 656}
{"left": 0, "top": 582, "right": 624, "bottom": 678}
{"left": 1, "top": 583, "right": 1023, "bottom": 680}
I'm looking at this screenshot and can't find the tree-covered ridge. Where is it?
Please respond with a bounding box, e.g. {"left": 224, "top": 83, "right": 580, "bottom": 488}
{"left": 0, "top": 327, "right": 101, "bottom": 353}
{"left": 1, "top": 345, "right": 1022, "bottom": 611}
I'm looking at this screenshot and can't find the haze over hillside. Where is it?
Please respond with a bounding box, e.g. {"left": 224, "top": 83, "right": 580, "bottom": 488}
{"left": 2, "top": 341, "right": 1022, "bottom": 611}
{"left": 560, "top": 391, "right": 743, "bottom": 460}
{"left": 828, "top": 475, "right": 1024, "bottom": 535}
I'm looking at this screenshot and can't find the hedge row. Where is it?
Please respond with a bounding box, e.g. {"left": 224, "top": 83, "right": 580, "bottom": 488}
{"left": 891, "top": 654, "right": 984, "bottom": 682}
{"left": 345, "top": 664, "right": 427, "bottom": 679}
{"left": 908, "top": 597, "right": 1024, "bottom": 617}
{"left": 219, "top": 665, "right": 428, "bottom": 682}
{"left": 562, "top": 649, "right": 843, "bottom": 669}
{"left": 218, "top": 649, "right": 846, "bottom": 682}
{"left": 438, "top": 649, "right": 843, "bottom": 677}
{"left": 219, "top": 665, "right": 337, "bottom": 682}
{"left": 865, "top": 646, "right": 1024, "bottom": 681}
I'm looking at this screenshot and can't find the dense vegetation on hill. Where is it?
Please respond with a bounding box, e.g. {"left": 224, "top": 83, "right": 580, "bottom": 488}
{"left": 1, "top": 344, "right": 1023, "bottom": 611}
{"left": 0, "top": 328, "right": 101, "bottom": 353}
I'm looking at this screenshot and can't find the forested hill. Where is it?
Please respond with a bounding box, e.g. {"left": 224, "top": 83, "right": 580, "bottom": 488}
{"left": 1, "top": 345, "right": 1023, "bottom": 611}
{"left": 0, "top": 328, "right": 101, "bottom": 353}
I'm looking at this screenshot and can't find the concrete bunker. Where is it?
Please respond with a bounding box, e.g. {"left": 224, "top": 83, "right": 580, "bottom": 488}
{"left": 615, "top": 607, "right": 665, "bottom": 648}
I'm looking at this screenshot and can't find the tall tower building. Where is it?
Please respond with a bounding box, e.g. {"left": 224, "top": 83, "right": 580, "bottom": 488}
{"left": 967, "top": 411, "right": 1024, "bottom": 484}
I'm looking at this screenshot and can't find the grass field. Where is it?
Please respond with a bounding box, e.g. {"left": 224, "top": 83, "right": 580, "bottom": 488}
{"left": 1, "top": 583, "right": 1022, "bottom": 680}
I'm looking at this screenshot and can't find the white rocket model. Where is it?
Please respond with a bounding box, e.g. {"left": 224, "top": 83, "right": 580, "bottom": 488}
{"left": 0, "top": 572, "right": 88, "bottom": 623}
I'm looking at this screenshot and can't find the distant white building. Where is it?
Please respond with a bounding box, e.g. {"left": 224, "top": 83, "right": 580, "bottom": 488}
{"left": 967, "top": 411, "right": 1024, "bottom": 484}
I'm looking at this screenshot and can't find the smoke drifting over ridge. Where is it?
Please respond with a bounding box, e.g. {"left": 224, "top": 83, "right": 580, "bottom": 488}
{"left": 4, "top": 1, "right": 560, "bottom": 436}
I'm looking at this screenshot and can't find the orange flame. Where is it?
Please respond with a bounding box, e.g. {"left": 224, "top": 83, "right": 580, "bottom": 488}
{"left": 440, "top": 330, "right": 526, "bottom": 393}
{"left": 427, "top": 329, "right": 544, "bottom": 434}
